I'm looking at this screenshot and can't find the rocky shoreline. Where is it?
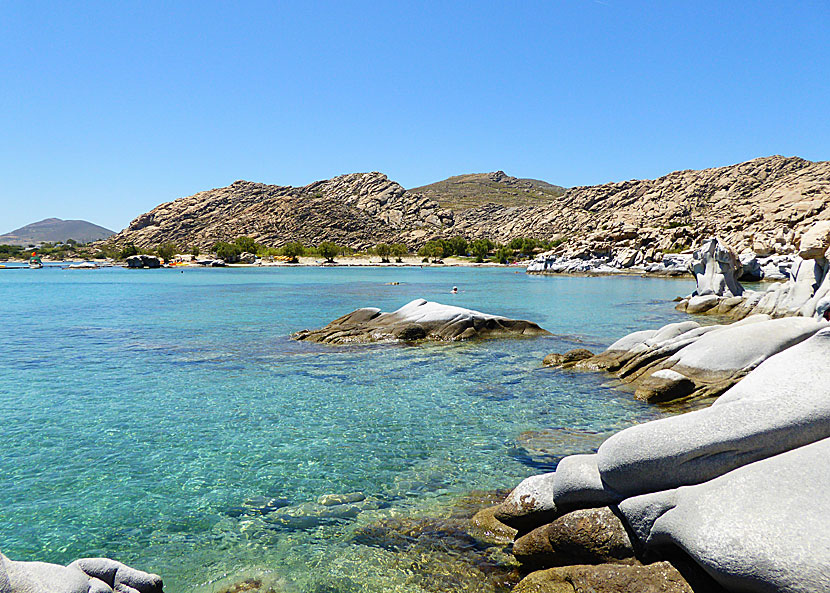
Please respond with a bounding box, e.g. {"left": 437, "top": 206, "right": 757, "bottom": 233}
{"left": 496, "top": 224, "right": 830, "bottom": 593}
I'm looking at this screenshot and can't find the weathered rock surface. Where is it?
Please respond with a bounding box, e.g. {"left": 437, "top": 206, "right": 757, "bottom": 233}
{"left": 125, "top": 255, "right": 161, "bottom": 269}
{"left": 569, "top": 315, "right": 826, "bottom": 402}
{"left": 512, "top": 562, "right": 700, "bottom": 593}
{"left": 688, "top": 238, "right": 743, "bottom": 297}
{"left": 512, "top": 507, "right": 635, "bottom": 569}
{"left": 292, "top": 299, "right": 550, "bottom": 344}
{"left": 501, "top": 327, "right": 830, "bottom": 593}
{"left": 619, "top": 437, "right": 830, "bottom": 593}
{"left": 103, "top": 156, "right": 830, "bottom": 257}
{"left": 0, "top": 553, "right": 162, "bottom": 593}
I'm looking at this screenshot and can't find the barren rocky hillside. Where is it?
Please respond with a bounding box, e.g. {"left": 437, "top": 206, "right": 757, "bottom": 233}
{"left": 106, "top": 155, "right": 830, "bottom": 256}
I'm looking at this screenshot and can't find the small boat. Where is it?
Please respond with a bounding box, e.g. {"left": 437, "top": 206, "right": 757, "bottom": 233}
{"left": 68, "top": 262, "right": 98, "bottom": 269}
{"left": 28, "top": 253, "right": 43, "bottom": 269}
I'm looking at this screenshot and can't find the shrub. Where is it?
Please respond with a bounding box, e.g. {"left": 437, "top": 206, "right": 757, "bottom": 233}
{"left": 157, "top": 242, "right": 178, "bottom": 263}
{"left": 493, "top": 245, "right": 512, "bottom": 264}
{"left": 470, "top": 239, "right": 494, "bottom": 262}
{"left": 234, "top": 236, "right": 258, "bottom": 253}
{"left": 417, "top": 240, "right": 445, "bottom": 260}
{"left": 447, "top": 236, "right": 468, "bottom": 257}
{"left": 190, "top": 246, "right": 200, "bottom": 257}
{"left": 120, "top": 243, "right": 139, "bottom": 259}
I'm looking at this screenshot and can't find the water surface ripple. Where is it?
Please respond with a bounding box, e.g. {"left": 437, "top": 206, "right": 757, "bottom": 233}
{"left": 0, "top": 266, "right": 694, "bottom": 592}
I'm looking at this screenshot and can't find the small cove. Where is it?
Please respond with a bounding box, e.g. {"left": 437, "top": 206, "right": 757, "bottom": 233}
{"left": 0, "top": 266, "right": 695, "bottom": 592}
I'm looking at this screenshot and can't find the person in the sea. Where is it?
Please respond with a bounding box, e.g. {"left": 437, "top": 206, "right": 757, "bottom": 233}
{"left": 451, "top": 286, "right": 458, "bottom": 294}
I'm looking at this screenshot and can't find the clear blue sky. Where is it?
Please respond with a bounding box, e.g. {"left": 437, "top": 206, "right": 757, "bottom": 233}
{"left": 2, "top": 1, "right": 828, "bottom": 233}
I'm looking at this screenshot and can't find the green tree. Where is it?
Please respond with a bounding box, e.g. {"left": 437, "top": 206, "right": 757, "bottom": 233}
{"left": 470, "top": 239, "right": 493, "bottom": 262}
{"left": 448, "top": 236, "right": 468, "bottom": 256}
{"left": 390, "top": 243, "right": 408, "bottom": 262}
{"left": 190, "top": 245, "right": 200, "bottom": 257}
{"left": 234, "top": 236, "right": 258, "bottom": 253}
{"left": 375, "top": 243, "right": 391, "bottom": 262}
{"left": 493, "top": 245, "right": 512, "bottom": 264}
{"left": 157, "top": 242, "right": 178, "bottom": 263}
{"left": 214, "top": 241, "right": 243, "bottom": 262}
{"left": 281, "top": 242, "right": 305, "bottom": 263}
{"left": 417, "top": 240, "right": 445, "bottom": 261}
{"left": 318, "top": 241, "right": 339, "bottom": 262}
{"left": 120, "top": 243, "right": 139, "bottom": 259}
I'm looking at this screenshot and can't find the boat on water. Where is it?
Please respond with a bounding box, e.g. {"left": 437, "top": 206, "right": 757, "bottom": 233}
{"left": 28, "top": 253, "right": 43, "bottom": 269}
{"left": 67, "top": 262, "right": 98, "bottom": 269}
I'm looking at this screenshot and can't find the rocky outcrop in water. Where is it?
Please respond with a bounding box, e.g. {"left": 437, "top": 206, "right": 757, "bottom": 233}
{"left": 0, "top": 553, "right": 162, "bottom": 593}
{"left": 674, "top": 223, "right": 830, "bottom": 319}
{"left": 499, "top": 328, "right": 830, "bottom": 593}
{"left": 104, "top": 156, "right": 830, "bottom": 256}
{"left": 293, "top": 299, "right": 550, "bottom": 344}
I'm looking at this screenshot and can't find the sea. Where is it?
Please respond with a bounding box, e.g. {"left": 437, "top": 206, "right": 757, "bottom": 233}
{"left": 0, "top": 265, "right": 695, "bottom": 592}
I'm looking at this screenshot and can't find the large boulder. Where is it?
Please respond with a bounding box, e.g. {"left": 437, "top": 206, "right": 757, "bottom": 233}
{"left": 572, "top": 315, "right": 823, "bottom": 402}
{"left": 0, "top": 554, "right": 162, "bottom": 593}
{"left": 689, "top": 238, "right": 743, "bottom": 297}
{"left": 292, "top": 299, "right": 551, "bottom": 344}
{"left": 797, "top": 220, "right": 830, "bottom": 259}
{"left": 500, "top": 326, "right": 830, "bottom": 532}
{"left": 619, "top": 436, "right": 830, "bottom": 593}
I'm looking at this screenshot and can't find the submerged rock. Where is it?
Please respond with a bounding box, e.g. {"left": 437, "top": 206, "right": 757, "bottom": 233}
{"left": 512, "top": 561, "right": 701, "bottom": 593}
{"left": 0, "top": 553, "right": 162, "bottom": 593}
{"left": 541, "top": 349, "right": 594, "bottom": 368}
{"left": 293, "top": 299, "right": 550, "bottom": 344}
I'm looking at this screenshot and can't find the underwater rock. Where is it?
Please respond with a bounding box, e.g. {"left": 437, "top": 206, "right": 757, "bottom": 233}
{"left": 541, "top": 349, "right": 594, "bottom": 368}
{"left": 292, "top": 299, "right": 550, "bottom": 344}
{"left": 512, "top": 561, "right": 701, "bottom": 593}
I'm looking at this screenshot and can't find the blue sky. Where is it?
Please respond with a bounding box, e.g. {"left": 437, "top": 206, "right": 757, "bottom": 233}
{"left": 2, "top": 1, "right": 828, "bottom": 233}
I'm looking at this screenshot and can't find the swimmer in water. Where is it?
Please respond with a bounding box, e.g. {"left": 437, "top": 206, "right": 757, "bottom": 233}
{"left": 451, "top": 286, "right": 458, "bottom": 294}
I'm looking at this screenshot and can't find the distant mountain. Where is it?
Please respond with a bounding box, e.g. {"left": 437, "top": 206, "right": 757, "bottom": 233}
{"left": 409, "top": 171, "right": 566, "bottom": 210}
{"left": 0, "top": 218, "right": 115, "bottom": 245}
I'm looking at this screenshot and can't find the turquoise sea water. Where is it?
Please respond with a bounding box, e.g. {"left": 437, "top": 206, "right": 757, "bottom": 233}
{"left": 0, "top": 266, "right": 695, "bottom": 592}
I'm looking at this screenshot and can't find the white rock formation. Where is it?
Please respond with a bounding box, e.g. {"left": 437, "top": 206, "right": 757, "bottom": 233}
{"left": 499, "top": 327, "right": 830, "bottom": 593}
{"left": 0, "top": 554, "right": 162, "bottom": 593}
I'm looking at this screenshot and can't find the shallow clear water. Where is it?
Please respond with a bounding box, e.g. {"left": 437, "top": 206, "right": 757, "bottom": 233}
{"left": 0, "top": 266, "right": 694, "bottom": 591}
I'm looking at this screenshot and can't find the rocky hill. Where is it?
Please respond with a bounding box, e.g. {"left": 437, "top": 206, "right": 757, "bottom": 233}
{"left": 106, "top": 156, "right": 830, "bottom": 258}
{"left": 409, "top": 171, "right": 565, "bottom": 210}
{"left": 1, "top": 218, "right": 115, "bottom": 245}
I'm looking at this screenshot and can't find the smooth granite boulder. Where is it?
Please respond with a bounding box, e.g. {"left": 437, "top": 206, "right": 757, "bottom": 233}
{"left": 596, "top": 326, "right": 830, "bottom": 497}
{"left": 619, "top": 437, "right": 830, "bottom": 593}
{"left": 689, "top": 238, "right": 743, "bottom": 298}
{"left": 0, "top": 554, "right": 162, "bottom": 593}
{"left": 662, "top": 316, "right": 823, "bottom": 384}
{"left": 292, "top": 298, "right": 551, "bottom": 344}
{"left": 502, "top": 326, "right": 830, "bottom": 533}
{"left": 573, "top": 315, "right": 823, "bottom": 403}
